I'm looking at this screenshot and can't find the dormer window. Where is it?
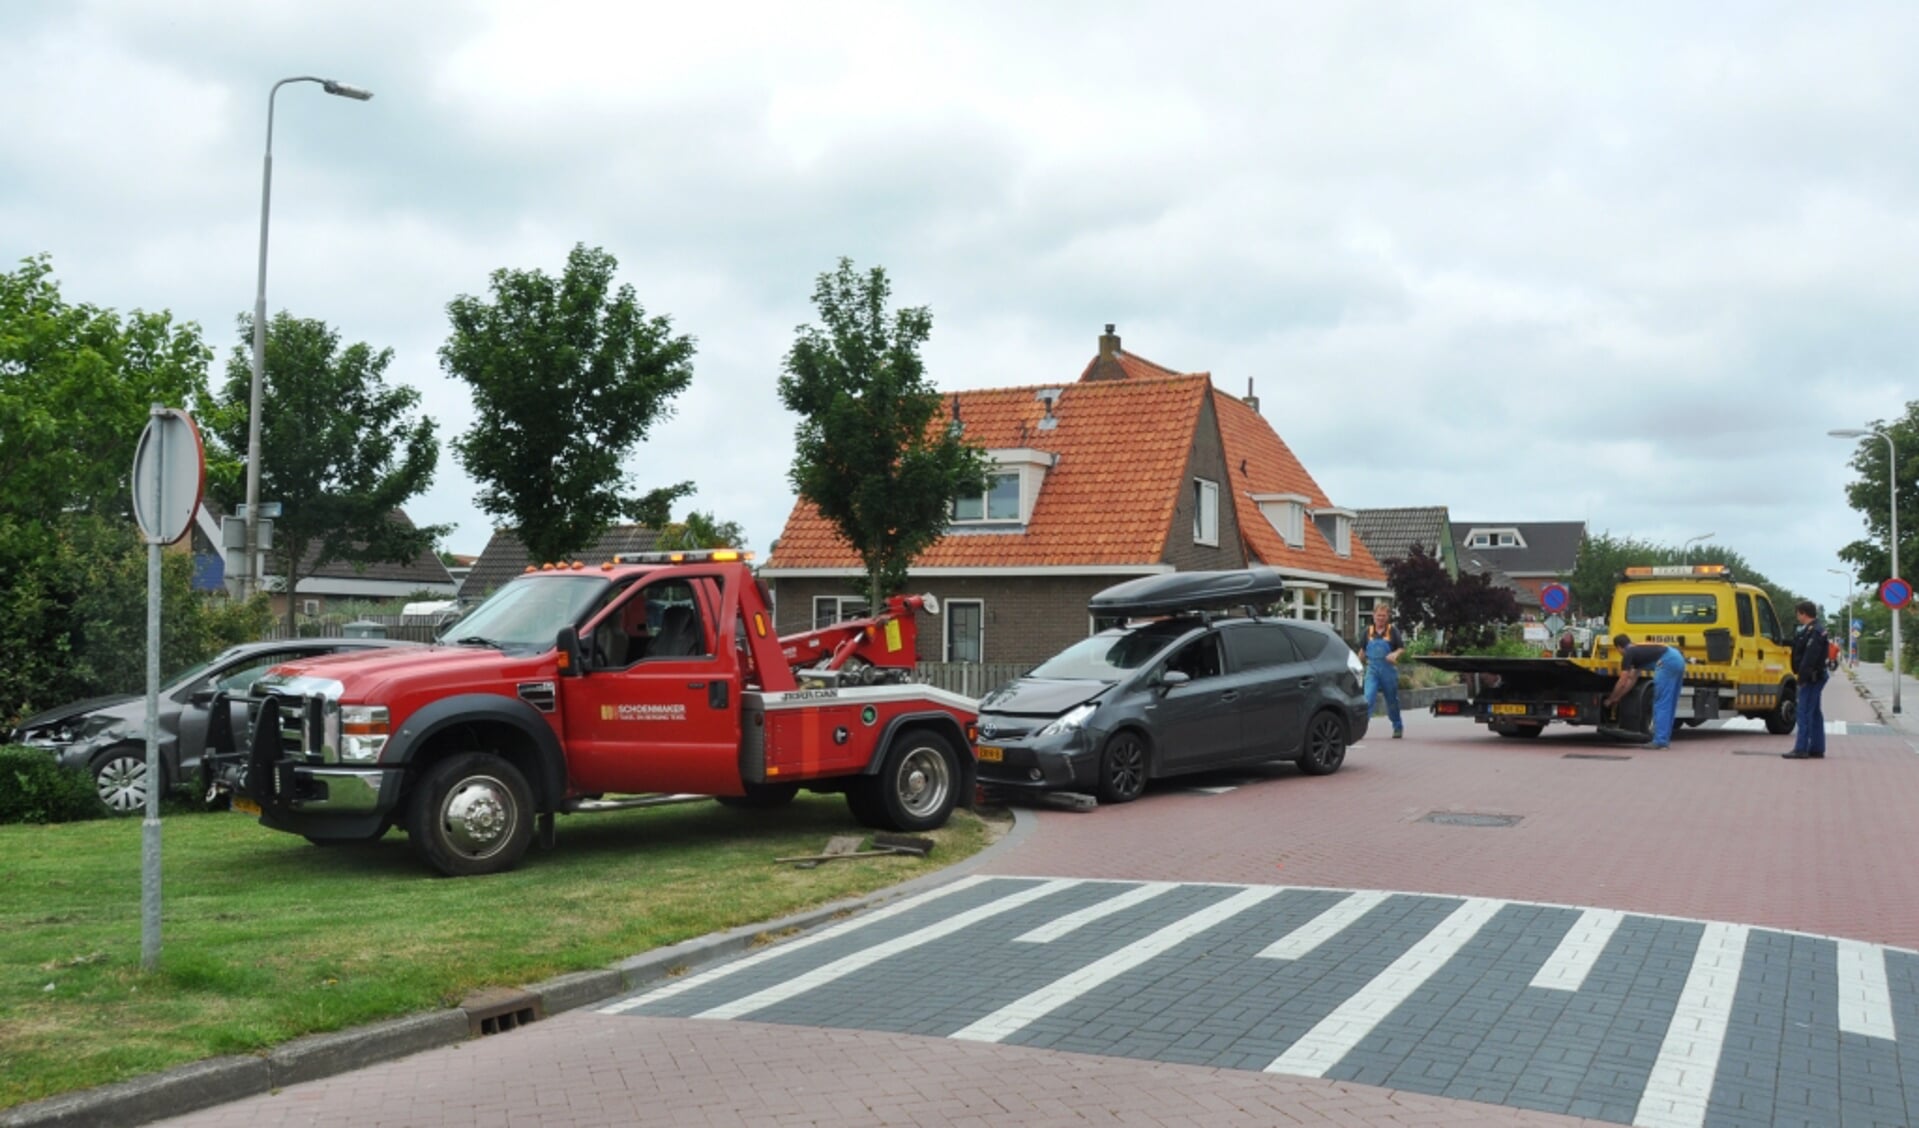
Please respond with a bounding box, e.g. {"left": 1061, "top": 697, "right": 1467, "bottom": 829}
{"left": 1311, "top": 507, "right": 1356, "bottom": 557}
{"left": 949, "top": 448, "right": 1059, "bottom": 529}
{"left": 1465, "top": 527, "right": 1525, "bottom": 549}
{"left": 1252, "top": 492, "right": 1310, "bottom": 549}
{"left": 953, "top": 472, "right": 1021, "bottom": 522}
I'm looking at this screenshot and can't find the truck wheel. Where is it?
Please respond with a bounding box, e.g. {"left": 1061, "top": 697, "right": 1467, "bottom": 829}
{"left": 405, "top": 753, "right": 534, "bottom": 877}
{"left": 1764, "top": 685, "right": 1797, "bottom": 735}
{"left": 717, "top": 782, "right": 799, "bottom": 809}
{"left": 853, "top": 729, "right": 959, "bottom": 832}
{"left": 1097, "top": 731, "right": 1149, "bottom": 803}
{"left": 1297, "top": 712, "right": 1348, "bottom": 775}
{"left": 90, "top": 746, "right": 159, "bottom": 815}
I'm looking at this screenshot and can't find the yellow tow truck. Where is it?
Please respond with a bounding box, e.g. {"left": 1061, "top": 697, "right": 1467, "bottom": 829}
{"left": 1422, "top": 564, "right": 1799, "bottom": 740}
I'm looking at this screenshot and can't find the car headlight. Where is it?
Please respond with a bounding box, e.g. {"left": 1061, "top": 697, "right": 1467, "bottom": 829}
{"left": 336, "top": 705, "right": 390, "bottom": 763}
{"left": 1037, "top": 703, "right": 1097, "bottom": 739}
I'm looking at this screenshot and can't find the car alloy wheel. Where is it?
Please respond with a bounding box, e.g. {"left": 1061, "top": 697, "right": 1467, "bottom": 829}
{"left": 1098, "top": 732, "right": 1148, "bottom": 803}
{"left": 1298, "top": 713, "right": 1347, "bottom": 776}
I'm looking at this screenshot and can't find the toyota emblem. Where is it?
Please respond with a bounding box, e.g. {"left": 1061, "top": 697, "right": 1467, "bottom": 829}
{"left": 979, "top": 719, "right": 998, "bottom": 739}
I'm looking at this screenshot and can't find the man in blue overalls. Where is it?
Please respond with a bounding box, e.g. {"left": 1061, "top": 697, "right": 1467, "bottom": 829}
{"left": 1361, "top": 603, "right": 1405, "bottom": 738}
{"left": 1604, "top": 634, "right": 1687, "bottom": 749}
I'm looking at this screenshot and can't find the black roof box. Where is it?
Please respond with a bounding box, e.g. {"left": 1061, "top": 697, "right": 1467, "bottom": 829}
{"left": 1089, "top": 567, "right": 1289, "bottom": 617}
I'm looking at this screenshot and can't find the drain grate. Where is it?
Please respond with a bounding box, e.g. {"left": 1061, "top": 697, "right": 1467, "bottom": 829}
{"left": 1421, "top": 811, "right": 1522, "bottom": 828}
{"left": 1562, "top": 753, "right": 1631, "bottom": 761}
{"left": 463, "top": 987, "right": 543, "bottom": 1037}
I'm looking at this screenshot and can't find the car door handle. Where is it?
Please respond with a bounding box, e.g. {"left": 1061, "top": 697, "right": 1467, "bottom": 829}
{"left": 1298, "top": 678, "right": 1315, "bottom": 688}
{"left": 1219, "top": 690, "right": 1239, "bottom": 703}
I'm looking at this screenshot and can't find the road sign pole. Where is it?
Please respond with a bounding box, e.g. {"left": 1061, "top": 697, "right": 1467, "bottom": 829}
{"left": 141, "top": 407, "right": 165, "bottom": 971}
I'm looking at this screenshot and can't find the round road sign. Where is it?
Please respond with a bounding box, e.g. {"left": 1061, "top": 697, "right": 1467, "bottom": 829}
{"left": 1540, "top": 583, "right": 1570, "bottom": 614}
{"left": 1882, "top": 578, "right": 1912, "bottom": 610}
{"left": 131, "top": 407, "right": 204, "bottom": 545}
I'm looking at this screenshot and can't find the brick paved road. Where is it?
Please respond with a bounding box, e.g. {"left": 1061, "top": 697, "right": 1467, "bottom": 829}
{"left": 154, "top": 673, "right": 1917, "bottom": 1128}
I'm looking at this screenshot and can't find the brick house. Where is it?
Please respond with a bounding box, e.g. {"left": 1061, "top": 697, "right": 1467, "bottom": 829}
{"left": 760, "top": 327, "right": 1389, "bottom": 666}
{"left": 1450, "top": 520, "right": 1588, "bottom": 610}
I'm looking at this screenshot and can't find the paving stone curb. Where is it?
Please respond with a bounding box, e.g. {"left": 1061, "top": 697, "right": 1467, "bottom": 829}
{"left": 0, "top": 805, "right": 1031, "bottom": 1128}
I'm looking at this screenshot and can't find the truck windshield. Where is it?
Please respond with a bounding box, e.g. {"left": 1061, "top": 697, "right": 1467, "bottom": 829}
{"left": 1624, "top": 593, "right": 1719, "bottom": 625}
{"left": 1027, "top": 620, "right": 1197, "bottom": 681}
{"left": 440, "top": 575, "right": 612, "bottom": 649}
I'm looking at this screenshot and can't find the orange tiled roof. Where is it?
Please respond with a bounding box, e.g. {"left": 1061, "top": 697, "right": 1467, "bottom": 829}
{"left": 1213, "top": 392, "right": 1387, "bottom": 584}
{"left": 766, "top": 375, "right": 1210, "bottom": 569}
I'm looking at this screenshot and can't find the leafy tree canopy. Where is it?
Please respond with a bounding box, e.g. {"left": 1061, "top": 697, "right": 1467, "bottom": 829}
{"left": 1386, "top": 543, "right": 1520, "bottom": 649}
{"left": 777, "top": 258, "right": 990, "bottom": 606}
{"left": 442, "top": 244, "right": 695, "bottom": 563}
{"left": 1834, "top": 403, "right": 1918, "bottom": 589}
{"left": 656, "top": 510, "right": 747, "bottom": 552}
{"left": 204, "top": 313, "right": 446, "bottom": 636}
{"left": 0, "top": 254, "right": 216, "bottom": 522}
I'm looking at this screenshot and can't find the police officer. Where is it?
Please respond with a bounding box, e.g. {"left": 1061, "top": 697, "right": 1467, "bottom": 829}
{"left": 1604, "top": 635, "right": 1686, "bottom": 749}
{"left": 1785, "top": 600, "right": 1830, "bottom": 760}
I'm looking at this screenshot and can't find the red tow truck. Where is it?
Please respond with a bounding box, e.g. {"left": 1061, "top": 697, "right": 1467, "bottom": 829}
{"left": 207, "top": 551, "right": 977, "bottom": 876}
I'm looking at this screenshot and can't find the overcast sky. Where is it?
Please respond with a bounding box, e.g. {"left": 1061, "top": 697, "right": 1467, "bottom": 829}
{"left": 5, "top": 1, "right": 1912, "bottom": 610}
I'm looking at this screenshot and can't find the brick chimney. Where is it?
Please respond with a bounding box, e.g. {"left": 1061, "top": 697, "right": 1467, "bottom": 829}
{"left": 1084, "top": 323, "right": 1126, "bottom": 381}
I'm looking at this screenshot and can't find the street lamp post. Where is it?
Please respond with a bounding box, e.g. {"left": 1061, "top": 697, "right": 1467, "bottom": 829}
{"left": 1681, "top": 532, "right": 1715, "bottom": 559}
{"left": 1828, "top": 566, "right": 1855, "bottom": 666}
{"left": 1829, "top": 427, "right": 1900, "bottom": 713}
{"left": 239, "top": 76, "right": 373, "bottom": 600}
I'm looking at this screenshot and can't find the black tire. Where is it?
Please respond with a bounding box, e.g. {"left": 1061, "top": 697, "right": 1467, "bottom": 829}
{"left": 90, "top": 746, "right": 159, "bottom": 815}
{"left": 1764, "top": 683, "right": 1797, "bottom": 735}
{"left": 717, "top": 782, "right": 800, "bottom": 810}
{"left": 1298, "top": 712, "right": 1349, "bottom": 775}
{"left": 1682, "top": 717, "right": 1708, "bottom": 728}
{"left": 1096, "top": 731, "right": 1150, "bottom": 803}
{"left": 404, "top": 753, "right": 534, "bottom": 877}
{"left": 850, "top": 729, "right": 960, "bottom": 832}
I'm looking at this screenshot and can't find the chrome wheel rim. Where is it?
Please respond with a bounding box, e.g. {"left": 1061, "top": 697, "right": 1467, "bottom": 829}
{"left": 440, "top": 774, "right": 518, "bottom": 859}
{"left": 895, "top": 745, "right": 951, "bottom": 818}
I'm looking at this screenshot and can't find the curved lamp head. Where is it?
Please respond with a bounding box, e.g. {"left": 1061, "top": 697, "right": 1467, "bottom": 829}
{"left": 1828, "top": 428, "right": 1871, "bottom": 439}
{"left": 322, "top": 80, "right": 374, "bottom": 101}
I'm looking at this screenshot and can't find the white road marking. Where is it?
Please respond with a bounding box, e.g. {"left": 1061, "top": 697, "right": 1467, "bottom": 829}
{"left": 1631, "top": 922, "right": 1748, "bottom": 1128}
{"left": 1530, "top": 908, "right": 1625, "bottom": 992}
{"left": 599, "top": 876, "right": 995, "bottom": 1014}
{"left": 1256, "top": 890, "right": 1390, "bottom": 961}
{"left": 1713, "top": 718, "right": 1848, "bottom": 733}
{"left": 1836, "top": 938, "right": 1897, "bottom": 1040}
{"left": 1183, "top": 785, "right": 1241, "bottom": 794}
{"left": 1264, "top": 897, "right": 1504, "bottom": 1078}
{"left": 951, "top": 886, "right": 1281, "bottom": 1043}
{"left": 1016, "top": 881, "right": 1177, "bottom": 943}
{"left": 693, "top": 879, "right": 1080, "bottom": 1020}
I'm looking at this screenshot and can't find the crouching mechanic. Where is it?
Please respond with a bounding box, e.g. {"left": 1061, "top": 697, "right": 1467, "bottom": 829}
{"left": 1604, "top": 635, "right": 1687, "bottom": 749}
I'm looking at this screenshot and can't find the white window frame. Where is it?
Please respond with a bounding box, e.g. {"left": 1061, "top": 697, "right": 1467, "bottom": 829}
{"left": 943, "top": 599, "right": 985, "bottom": 663}
{"left": 812, "top": 595, "right": 869, "bottom": 628}
{"left": 952, "top": 471, "right": 1023, "bottom": 524}
{"left": 1193, "top": 478, "right": 1220, "bottom": 547}
{"left": 301, "top": 598, "right": 320, "bottom": 617}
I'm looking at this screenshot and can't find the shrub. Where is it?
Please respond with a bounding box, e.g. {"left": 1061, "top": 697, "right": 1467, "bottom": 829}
{"left": 0, "top": 745, "right": 108, "bottom": 824}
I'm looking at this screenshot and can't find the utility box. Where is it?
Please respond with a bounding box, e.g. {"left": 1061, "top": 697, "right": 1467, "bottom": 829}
{"left": 342, "top": 621, "right": 386, "bottom": 640}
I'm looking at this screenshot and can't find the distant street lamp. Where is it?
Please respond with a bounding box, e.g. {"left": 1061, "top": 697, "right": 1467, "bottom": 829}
{"left": 1828, "top": 566, "right": 1855, "bottom": 665}
{"left": 1681, "top": 532, "right": 1715, "bottom": 558}
{"left": 239, "top": 76, "right": 374, "bottom": 600}
{"left": 1829, "top": 427, "right": 1900, "bottom": 713}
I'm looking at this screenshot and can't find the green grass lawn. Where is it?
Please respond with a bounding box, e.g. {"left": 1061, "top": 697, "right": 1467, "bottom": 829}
{"left": 0, "top": 795, "right": 1000, "bottom": 1109}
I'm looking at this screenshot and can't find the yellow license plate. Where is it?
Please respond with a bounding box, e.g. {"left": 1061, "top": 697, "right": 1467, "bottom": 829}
{"left": 975, "top": 745, "right": 1004, "bottom": 763}
{"left": 233, "top": 796, "right": 261, "bottom": 816}
{"left": 1491, "top": 704, "right": 1529, "bottom": 716}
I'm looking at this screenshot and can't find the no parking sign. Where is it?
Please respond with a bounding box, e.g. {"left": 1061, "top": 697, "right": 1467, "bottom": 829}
{"left": 1883, "top": 578, "right": 1913, "bottom": 610}
{"left": 1540, "top": 583, "right": 1570, "bottom": 614}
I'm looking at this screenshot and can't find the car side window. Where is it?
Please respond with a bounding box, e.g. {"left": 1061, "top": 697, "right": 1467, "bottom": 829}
{"left": 1164, "top": 634, "right": 1223, "bottom": 681}
{"left": 1224, "top": 624, "right": 1299, "bottom": 670}
{"left": 1276, "top": 623, "right": 1328, "bottom": 659}
{"left": 211, "top": 651, "right": 306, "bottom": 695}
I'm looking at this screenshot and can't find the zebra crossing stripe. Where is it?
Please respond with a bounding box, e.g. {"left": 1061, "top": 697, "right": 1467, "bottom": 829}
{"left": 1264, "top": 897, "right": 1504, "bottom": 1078}
{"left": 1632, "top": 922, "right": 1748, "bottom": 1128}
{"left": 1836, "top": 938, "right": 1897, "bottom": 1040}
{"left": 693, "top": 879, "right": 1081, "bottom": 1020}
{"left": 1015, "top": 882, "right": 1177, "bottom": 943}
{"left": 951, "top": 886, "right": 1281, "bottom": 1044}
{"left": 1530, "top": 907, "right": 1625, "bottom": 992}
{"left": 1255, "top": 889, "right": 1389, "bottom": 961}
{"left": 598, "top": 875, "right": 994, "bottom": 1015}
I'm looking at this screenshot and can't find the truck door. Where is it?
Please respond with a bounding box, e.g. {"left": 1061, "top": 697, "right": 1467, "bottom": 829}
{"left": 1151, "top": 632, "right": 1241, "bottom": 771}
{"left": 1752, "top": 595, "right": 1789, "bottom": 673}
{"left": 1220, "top": 623, "right": 1308, "bottom": 757}
{"left": 562, "top": 575, "right": 742, "bottom": 796}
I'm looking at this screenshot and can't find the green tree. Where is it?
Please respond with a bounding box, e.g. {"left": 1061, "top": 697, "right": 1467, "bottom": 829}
{"left": 777, "top": 258, "right": 990, "bottom": 607}
{"left": 1835, "top": 406, "right": 1918, "bottom": 591}
{"left": 1387, "top": 543, "right": 1519, "bottom": 648}
{"left": 205, "top": 313, "right": 446, "bottom": 637}
{"left": 0, "top": 255, "right": 216, "bottom": 521}
{"left": 655, "top": 510, "right": 748, "bottom": 552}
{"left": 1563, "top": 531, "right": 1802, "bottom": 628}
{"left": 441, "top": 244, "right": 696, "bottom": 563}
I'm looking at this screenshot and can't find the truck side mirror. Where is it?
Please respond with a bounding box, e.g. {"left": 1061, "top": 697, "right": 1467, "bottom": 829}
{"left": 557, "top": 627, "right": 584, "bottom": 677}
